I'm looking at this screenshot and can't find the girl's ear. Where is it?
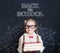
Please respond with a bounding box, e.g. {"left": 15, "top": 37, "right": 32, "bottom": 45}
{"left": 34, "top": 27, "right": 37, "bottom": 31}
{"left": 34, "top": 27, "right": 37, "bottom": 33}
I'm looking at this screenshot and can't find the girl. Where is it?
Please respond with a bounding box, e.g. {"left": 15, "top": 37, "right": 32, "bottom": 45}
{"left": 17, "top": 18, "right": 45, "bottom": 53}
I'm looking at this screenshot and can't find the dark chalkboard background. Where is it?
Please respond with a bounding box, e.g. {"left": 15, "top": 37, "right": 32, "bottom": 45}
{"left": 0, "top": 0, "right": 60, "bottom": 53}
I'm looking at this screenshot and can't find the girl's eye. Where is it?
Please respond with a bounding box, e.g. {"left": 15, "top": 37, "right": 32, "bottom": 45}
{"left": 25, "top": 25, "right": 36, "bottom": 29}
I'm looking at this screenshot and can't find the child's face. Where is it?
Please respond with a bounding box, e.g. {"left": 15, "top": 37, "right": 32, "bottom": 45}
{"left": 25, "top": 20, "right": 36, "bottom": 34}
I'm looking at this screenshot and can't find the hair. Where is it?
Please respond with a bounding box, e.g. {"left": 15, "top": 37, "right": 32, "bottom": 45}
{"left": 24, "top": 18, "right": 38, "bottom": 34}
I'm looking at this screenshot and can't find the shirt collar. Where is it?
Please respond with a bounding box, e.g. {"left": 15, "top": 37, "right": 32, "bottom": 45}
{"left": 24, "top": 32, "right": 37, "bottom": 36}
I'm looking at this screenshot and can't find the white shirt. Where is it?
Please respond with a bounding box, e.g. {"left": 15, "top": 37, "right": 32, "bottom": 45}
{"left": 17, "top": 32, "right": 45, "bottom": 53}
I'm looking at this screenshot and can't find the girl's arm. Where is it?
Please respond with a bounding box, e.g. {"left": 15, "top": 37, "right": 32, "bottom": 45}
{"left": 17, "top": 36, "right": 23, "bottom": 53}
{"left": 38, "top": 35, "right": 45, "bottom": 53}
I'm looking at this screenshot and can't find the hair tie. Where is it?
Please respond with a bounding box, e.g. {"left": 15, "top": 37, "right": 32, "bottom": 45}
{"left": 24, "top": 20, "right": 27, "bottom": 23}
